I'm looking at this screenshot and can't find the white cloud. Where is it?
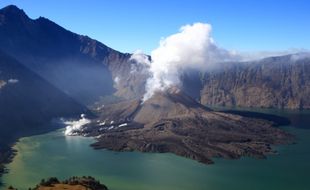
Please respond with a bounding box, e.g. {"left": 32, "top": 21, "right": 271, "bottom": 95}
{"left": 143, "top": 22, "right": 238, "bottom": 101}
{"left": 290, "top": 52, "right": 310, "bottom": 61}
{"left": 238, "top": 49, "right": 309, "bottom": 61}
{"left": 130, "top": 23, "right": 308, "bottom": 102}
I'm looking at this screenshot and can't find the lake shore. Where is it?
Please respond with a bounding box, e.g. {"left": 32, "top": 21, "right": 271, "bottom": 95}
{"left": 0, "top": 109, "right": 302, "bottom": 189}
{"left": 1, "top": 121, "right": 310, "bottom": 190}
{"left": 87, "top": 105, "right": 295, "bottom": 165}
{"left": 0, "top": 120, "right": 73, "bottom": 180}
{"left": 0, "top": 142, "right": 17, "bottom": 176}
{"left": 0, "top": 109, "right": 293, "bottom": 178}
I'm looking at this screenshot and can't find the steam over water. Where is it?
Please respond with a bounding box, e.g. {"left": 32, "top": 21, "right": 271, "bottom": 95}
{"left": 60, "top": 114, "right": 91, "bottom": 136}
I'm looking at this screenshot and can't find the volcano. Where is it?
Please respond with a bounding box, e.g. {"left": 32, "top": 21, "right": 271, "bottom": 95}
{"left": 83, "top": 88, "right": 292, "bottom": 164}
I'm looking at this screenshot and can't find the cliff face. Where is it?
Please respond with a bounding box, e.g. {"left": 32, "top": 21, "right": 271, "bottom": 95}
{"left": 0, "top": 5, "right": 146, "bottom": 104}
{"left": 200, "top": 55, "right": 310, "bottom": 109}
{"left": 104, "top": 52, "right": 148, "bottom": 100}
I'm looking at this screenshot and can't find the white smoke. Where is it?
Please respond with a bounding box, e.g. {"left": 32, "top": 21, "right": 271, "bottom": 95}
{"left": 130, "top": 22, "right": 309, "bottom": 102}
{"left": 114, "top": 76, "right": 120, "bottom": 86}
{"left": 130, "top": 50, "right": 151, "bottom": 66}
{"left": 63, "top": 114, "right": 91, "bottom": 136}
{"left": 142, "top": 22, "right": 238, "bottom": 101}
{"left": 129, "top": 50, "right": 150, "bottom": 74}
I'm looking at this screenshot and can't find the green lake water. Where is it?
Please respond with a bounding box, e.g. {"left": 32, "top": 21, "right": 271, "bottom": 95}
{"left": 1, "top": 110, "right": 310, "bottom": 190}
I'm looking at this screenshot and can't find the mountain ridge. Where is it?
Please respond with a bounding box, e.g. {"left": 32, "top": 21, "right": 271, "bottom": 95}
{"left": 200, "top": 54, "right": 310, "bottom": 109}
{"left": 0, "top": 4, "right": 133, "bottom": 105}
{"left": 2, "top": 4, "right": 309, "bottom": 109}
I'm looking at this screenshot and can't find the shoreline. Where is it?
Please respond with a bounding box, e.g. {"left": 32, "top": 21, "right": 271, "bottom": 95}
{"left": 1, "top": 112, "right": 309, "bottom": 190}
{"left": 0, "top": 120, "right": 70, "bottom": 181}
{"left": 88, "top": 108, "right": 294, "bottom": 165}
{"left": 0, "top": 109, "right": 295, "bottom": 181}
{"left": 0, "top": 144, "right": 16, "bottom": 181}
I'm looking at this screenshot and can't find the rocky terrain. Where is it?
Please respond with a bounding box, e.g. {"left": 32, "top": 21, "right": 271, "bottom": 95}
{"left": 77, "top": 88, "right": 293, "bottom": 164}
{"left": 0, "top": 5, "right": 145, "bottom": 104}
{"left": 200, "top": 54, "right": 310, "bottom": 109}
{"left": 6, "top": 176, "right": 108, "bottom": 190}
{"left": 1, "top": 5, "right": 310, "bottom": 110}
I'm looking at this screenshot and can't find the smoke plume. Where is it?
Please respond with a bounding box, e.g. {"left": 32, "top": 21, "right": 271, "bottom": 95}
{"left": 139, "top": 23, "right": 238, "bottom": 101}
{"left": 129, "top": 50, "right": 151, "bottom": 74}
{"left": 130, "top": 22, "right": 309, "bottom": 102}
{"left": 63, "top": 114, "right": 91, "bottom": 136}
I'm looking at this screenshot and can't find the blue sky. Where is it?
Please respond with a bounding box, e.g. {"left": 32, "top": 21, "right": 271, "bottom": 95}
{"left": 0, "top": 0, "right": 309, "bottom": 54}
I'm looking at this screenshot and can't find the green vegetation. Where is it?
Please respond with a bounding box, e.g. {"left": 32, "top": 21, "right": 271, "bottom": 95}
{"left": 9, "top": 176, "right": 109, "bottom": 190}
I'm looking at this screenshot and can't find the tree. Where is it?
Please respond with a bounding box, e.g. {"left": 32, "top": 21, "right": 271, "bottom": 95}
{"left": 40, "top": 179, "right": 45, "bottom": 186}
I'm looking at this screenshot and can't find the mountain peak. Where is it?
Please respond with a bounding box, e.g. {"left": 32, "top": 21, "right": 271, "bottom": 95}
{"left": 145, "top": 87, "right": 208, "bottom": 110}
{"left": 2, "top": 4, "right": 19, "bottom": 10}
{"left": 0, "top": 5, "right": 28, "bottom": 19}
{"left": 0, "top": 5, "right": 29, "bottom": 25}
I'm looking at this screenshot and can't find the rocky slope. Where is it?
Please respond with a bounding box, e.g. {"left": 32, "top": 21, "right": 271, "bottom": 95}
{"left": 78, "top": 88, "right": 293, "bottom": 164}
{"left": 0, "top": 50, "right": 88, "bottom": 174}
{"left": 200, "top": 54, "right": 310, "bottom": 109}
{"left": 1, "top": 5, "right": 309, "bottom": 110}
{"left": 0, "top": 5, "right": 146, "bottom": 105}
